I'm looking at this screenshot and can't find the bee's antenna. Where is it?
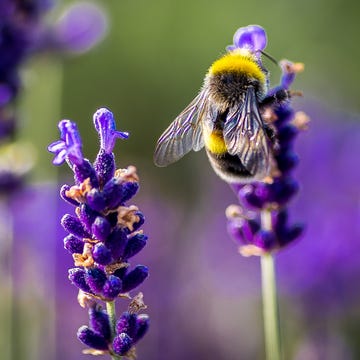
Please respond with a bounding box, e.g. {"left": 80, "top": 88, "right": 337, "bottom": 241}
{"left": 260, "top": 50, "right": 279, "bottom": 66}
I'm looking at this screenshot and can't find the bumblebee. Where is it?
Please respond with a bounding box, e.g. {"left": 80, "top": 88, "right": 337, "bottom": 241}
{"left": 154, "top": 36, "right": 288, "bottom": 183}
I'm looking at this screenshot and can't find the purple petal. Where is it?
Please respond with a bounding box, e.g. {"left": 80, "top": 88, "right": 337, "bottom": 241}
{"left": 231, "top": 24, "right": 267, "bottom": 52}
{"left": 93, "top": 108, "right": 129, "bottom": 154}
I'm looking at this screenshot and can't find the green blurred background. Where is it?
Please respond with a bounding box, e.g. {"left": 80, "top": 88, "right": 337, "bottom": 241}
{"left": 22, "top": 0, "right": 360, "bottom": 190}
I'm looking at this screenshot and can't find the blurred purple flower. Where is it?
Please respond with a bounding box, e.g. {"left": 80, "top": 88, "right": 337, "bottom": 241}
{"left": 277, "top": 102, "right": 360, "bottom": 314}
{"left": 0, "top": 0, "right": 108, "bottom": 193}
{"left": 50, "top": 2, "right": 108, "bottom": 54}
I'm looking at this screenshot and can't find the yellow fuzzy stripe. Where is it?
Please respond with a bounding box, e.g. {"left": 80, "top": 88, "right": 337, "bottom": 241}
{"left": 204, "top": 131, "right": 227, "bottom": 155}
{"left": 209, "top": 52, "right": 266, "bottom": 84}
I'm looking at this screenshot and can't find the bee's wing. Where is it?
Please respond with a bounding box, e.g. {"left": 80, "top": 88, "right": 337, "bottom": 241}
{"left": 223, "top": 86, "right": 270, "bottom": 176}
{"left": 154, "top": 90, "right": 208, "bottom": 167}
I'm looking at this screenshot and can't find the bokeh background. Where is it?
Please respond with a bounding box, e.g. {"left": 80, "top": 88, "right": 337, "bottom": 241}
{"left": 1, "top": 0, "right": 360, "bottom": 359}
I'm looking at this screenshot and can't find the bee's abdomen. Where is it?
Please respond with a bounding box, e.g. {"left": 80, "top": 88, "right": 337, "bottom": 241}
{"left": 206, "top": 149, "right": 253, "bottom": 181}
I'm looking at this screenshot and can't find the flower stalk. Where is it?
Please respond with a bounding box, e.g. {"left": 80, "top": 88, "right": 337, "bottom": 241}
{"left": 106, "top": 300, "right": 117, "bottom": 342}
{"left": 261, "top": 252, "right": 281, "bottom": 360}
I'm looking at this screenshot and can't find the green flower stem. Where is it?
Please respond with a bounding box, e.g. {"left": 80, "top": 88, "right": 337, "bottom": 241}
{"left": 106, "top": 300, "right": 122, "bottom": 360}
{"left": 0, "top": 198, "right": 13, "bottom": 360}
{"left": 260, "top": 209, "right": 281, "bottom": 360}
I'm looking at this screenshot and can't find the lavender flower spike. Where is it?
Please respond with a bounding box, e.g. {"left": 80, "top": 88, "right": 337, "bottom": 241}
{"left": 50, "top": 108, "right": 149, "bottom": 358}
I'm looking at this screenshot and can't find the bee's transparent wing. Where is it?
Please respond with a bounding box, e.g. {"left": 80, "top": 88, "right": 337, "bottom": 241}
{"left": 154, "top": 90, "right": 207, "bottom": 167}
{"left": 223, "top": 86, "right": 270, "bottom": 177}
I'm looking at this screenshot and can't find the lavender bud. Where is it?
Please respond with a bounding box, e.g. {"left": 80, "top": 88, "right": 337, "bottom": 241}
{"left": 86, "top": 188, "right": 106, "bottom": 212}
{"left": 105, "top": 227, "right": 128, "bottom": 260}
{"left": 273, "top": 106, "right": 293, "bottom": 126}
{"left": 61, "top": 214, "right": 90, "bottom": 238}
{"left": 89, "top": 306, "right": 111, "bottom": 341}
{"left": 68, "top": 268, "right": 92, "bottom": 293}
{"left": 102, "top": 275, "right": 122, "bottom": 299}
{"left": 120, "top": 182, "right": 139, "bottom": 204}
{"left": 116, "top": 311, "right": 131, "bottom": 333}
{"left": 121, "top": 265, "right": 149, "bottom": 293}
{"left": 275, "top": 150, "right": 299, "bottom": 173}
{"left": 113, "top": 333, "right": 133, "bottom": 356}
{"left": 135, "top": 314, "right": 150, "bottom": 342}
{"left": 85, "top": 268, "right": 107, "bottom": 293}
{"left": 239, "top": 184, "right": 268, "bottom": 209}
{"left": 63, "top": 234, "right": 84, "bottom": 254}
{"left": 102, "top": 178, "right": 125, "bottom": 210}
{"left": 92, "top": 243, "right": 112, "bottom": 265}
{"left": 253, "top": 230, "right": 276, "bottom": 251}
{"left": 277, "top": 124, "right": 298, "bottom": 145}
{"left": 73, "top": 159, "right": 99, "bottom": 188}
{"left": 228, "top": 218, "right": 260, "bottom": 245}
{"left": 131, "top": 211, "right": 145, "bottom": 233}
{"left": 279, "top": 223, "right": 304, "bottom": 246}
{"left": 94, "top": 148, "right": 115, "bottom": 186}
{"left": 77, "top": 326, "right": 108, "bottom": 350}
{"left": 92, "top": 216, "right": 111, "bottom": 241}
{"left": 78, "top": 203, "right": 99, "bottom": 233}
{"left": 123, "top": 233, "right": 148, "bottom": 260}
{"left": 270, "top": 177, "right": 299, "bottom": 205}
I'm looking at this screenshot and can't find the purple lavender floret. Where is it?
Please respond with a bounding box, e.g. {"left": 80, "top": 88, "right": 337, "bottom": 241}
{"left": 89, "top": 305, "right": 112, "bottom": 341}
{"left": 113, "top": 311, "right": 150, "bottom": 356}
{"left": 226, "top": 24, "right": 267, "bottom": 56}
{"left": 49, "top": 108, "right": 149, "bottom": 356}
{"left": 226, "top": 25, "right": 306, "bottom": 256}
{"left": 77, "top": 326, "right": 109, "bottom": 351}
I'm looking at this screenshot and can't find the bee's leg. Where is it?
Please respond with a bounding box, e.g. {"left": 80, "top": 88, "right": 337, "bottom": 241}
{"left": 260, "top": 88, "right": 290, "bottom": 108}
{"left": 264, "top": 123, "right": 278, "bottom": 149}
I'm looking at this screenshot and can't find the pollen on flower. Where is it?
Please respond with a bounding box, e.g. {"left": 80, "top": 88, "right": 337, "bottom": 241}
{"left": 117, "top": 205, "right": 140, "bottom": 231}
{"left": 105, "top": 261, "right": 129, "bottom": 275}
{"left": 239, "top": 244, "right": 266, "bottom": 257}
{"left": 78, "top": 290, "right": 97, "bottom": 308}
{"left": 66, "top": 178, "right": 93, "bottom": 203}
{"left": 292, "top": 111, "right": 310, "bottom": 130}
{"left": 82, "top": 349, "right": 108, "bottom": 356}
{"left": 73, "top": 243, "right": 95, "bottom": 267}
{"left": 262, "top": 108, "right": 278, "bottom": 123}
{"left": 280, "top": 60, "right": 305, "bottom": 75}
{"left": 128, "top": 292, "right": 147, "bottom": 314}
{"left": 225, "top": 204, "right": 244, "bottom": 219}
{"left": 115, "top": 166, "right": 139, "bottom": 183}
